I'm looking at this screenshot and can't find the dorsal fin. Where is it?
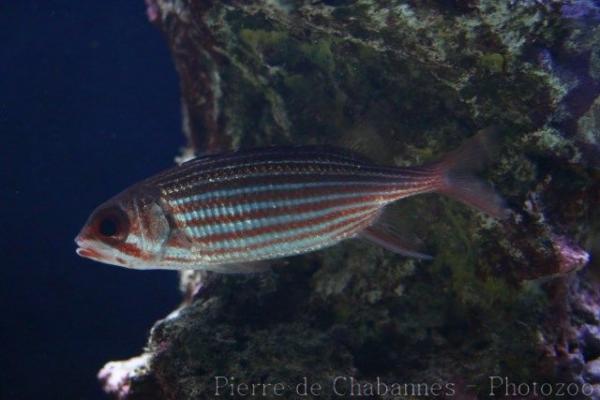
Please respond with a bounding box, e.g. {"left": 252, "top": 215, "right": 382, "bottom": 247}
{"left": 180, "top": 144, "right": 376, "bottom": 167}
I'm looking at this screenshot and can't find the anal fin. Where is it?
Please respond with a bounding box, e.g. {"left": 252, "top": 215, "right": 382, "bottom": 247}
{"left": 360, "top": 224, "right": 433, "bottom": 260}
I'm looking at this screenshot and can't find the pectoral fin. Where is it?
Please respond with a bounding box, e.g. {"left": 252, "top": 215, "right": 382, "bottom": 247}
{"left": 360, "top": 224, "right": 433, "bottom": 260}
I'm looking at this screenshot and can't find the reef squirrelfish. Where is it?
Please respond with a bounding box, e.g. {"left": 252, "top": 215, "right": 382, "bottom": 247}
{"left": 75, "top": 130, "right": 508, "bottom": 273}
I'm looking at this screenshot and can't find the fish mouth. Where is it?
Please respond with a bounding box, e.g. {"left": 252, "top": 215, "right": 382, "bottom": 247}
{"left": 75, "top": 235, "right": 104, "bottom": 261}
{"left": 76, "top": 246, "right": 102, "bottom": 259}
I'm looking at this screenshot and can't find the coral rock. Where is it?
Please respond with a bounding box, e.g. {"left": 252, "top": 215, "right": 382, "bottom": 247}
{"left": 101, "top": 1, "right": 600, "bottom": 399}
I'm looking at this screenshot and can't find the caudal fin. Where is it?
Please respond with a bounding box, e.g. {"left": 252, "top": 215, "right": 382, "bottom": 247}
{"left": 434, "top": 127, "right": 509, "bottom": 219}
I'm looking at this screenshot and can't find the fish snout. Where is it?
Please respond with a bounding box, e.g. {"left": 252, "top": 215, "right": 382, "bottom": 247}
{"left": 75, "top": 234, "right": 102, "bottom": 260}
{"left": 76, "top": 246, "right": 102, "bottom": 259}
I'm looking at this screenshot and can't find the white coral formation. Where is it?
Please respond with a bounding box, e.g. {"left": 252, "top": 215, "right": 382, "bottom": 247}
{"left": 98, "top": 354, "right": 152, "bottom": 399}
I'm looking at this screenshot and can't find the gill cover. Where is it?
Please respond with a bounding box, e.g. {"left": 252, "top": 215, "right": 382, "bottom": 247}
{"left": 132, "top": 196, "right": 172, "bottom": 259}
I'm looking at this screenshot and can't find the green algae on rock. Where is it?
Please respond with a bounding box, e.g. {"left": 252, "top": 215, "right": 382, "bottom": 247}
{"left": 100, "top": 0, "right": 599, "bottom": 398}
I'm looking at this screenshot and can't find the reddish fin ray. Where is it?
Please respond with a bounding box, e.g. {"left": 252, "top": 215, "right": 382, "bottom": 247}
{"left": 433, "top": 127, "right": 509, "bottom": 219}
{"left": 360, "top": 224, "right": 433, "bottom": 260}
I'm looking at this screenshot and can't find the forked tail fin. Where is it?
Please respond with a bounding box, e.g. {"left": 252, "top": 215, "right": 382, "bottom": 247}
{"left": 433, "top": 127, "right": 509, "bottom": 219}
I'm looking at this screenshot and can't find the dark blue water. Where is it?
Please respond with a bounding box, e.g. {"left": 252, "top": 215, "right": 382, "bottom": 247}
{"left": 1, "top": 2, "right": 182, "bottom": 399}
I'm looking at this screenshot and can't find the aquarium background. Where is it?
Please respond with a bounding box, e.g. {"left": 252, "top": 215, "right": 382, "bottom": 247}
{"left": 1, "top": 2, "right": 181, "bottom": 399}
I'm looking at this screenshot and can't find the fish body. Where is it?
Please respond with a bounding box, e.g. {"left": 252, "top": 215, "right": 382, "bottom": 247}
{"left": 76, "top": 134, "right": 507, "bottom": 272}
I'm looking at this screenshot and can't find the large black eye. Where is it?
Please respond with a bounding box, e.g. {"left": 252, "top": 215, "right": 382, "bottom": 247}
{"left": 99, "top": 218, "right": 118, "bottom": 236}
{"left": 94, "top": 206, "right": 129, "bottom": 241}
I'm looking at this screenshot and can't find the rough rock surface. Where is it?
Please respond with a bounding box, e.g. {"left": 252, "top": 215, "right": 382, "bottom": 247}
{"left": 100, "top": 1, "right": 599, "bottom": 399}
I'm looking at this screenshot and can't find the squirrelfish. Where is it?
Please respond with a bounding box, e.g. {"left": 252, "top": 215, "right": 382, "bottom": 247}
{"left": 75, "top": 131, "right": 507, "bottom": 273}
